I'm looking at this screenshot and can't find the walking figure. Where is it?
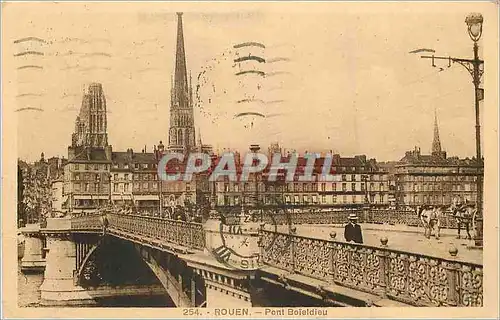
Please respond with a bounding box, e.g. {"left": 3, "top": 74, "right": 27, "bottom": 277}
{"left": 344, "top": 213, "right": 363, "bottom": 244}
{"left": 100, "top": 213, "right": 109, "bottom": 236}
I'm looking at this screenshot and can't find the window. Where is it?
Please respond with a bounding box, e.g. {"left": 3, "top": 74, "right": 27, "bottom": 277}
{"left": 94, "top": 183, "right": 99, "bottom": 192}
{"left": 75, "top": 173, "right": 80, "bottom": 180}
{"left": 285, "top": 195, "right": 291, "bottom": 204}
{"left": 333, "top": 195, "right": 337, "bottom": 203}
{"left": 114, "top": 174, "right": 118, "bottom": 181}
{"left": 351, "top": 183, "right": 356, "bottom": 191}
{"left": 341, "top": 175, "right": 346, "bottom": 181}
{"left": 74, "top": 163, "right": 80, "bottom": 170}
{"left": 332, "top": 183, "right": 336, "bottom": 191}
{"left": 186, "top": 183, "right": 191, "bottom": 192}
{"left": 134, "top": 183, "right": 140, "bottom": 190}
{"left": 143, "top": 163, "right": 148, "bottom": 169}
{"left": 224, "top": 183, "right": 229, "bottom": 192}
{"left": 113, "top": 184, "right": 118, "bottom": 192}
{"left": 85, "top": 164, "right": 90, "bottom": 170}
{"left": 351, "top": 174, "right": 356, "bottom": 181}
{"left": 361, "top": 183, "right": 365, "bottom": 191}
{"left": 342, "top": 183, "right": 347, "bottom": 192}
{"left": 135, "top": 163, "right": 139, "bottom": 169}
{"left": 84, "top": 183, "right": 89, "bottom": 192}
{"left": 143, "top": 182, "right": 149, "bottom": 189}
{"left": 321, "top": 195, "right": 326, "bottom": 203}
{"left": 235, "top": 184, "right": 239, "bottom": 192}
{"left": 152, "top": 182, "right": 157, "bottom": 190}
{"left": 352, "top": 195, "right": 357, "bottom": 203}
{"left": 94, "top": 164, "right": 98, "bottom": 170}
{"left": 380, "top": 183, "right": 384, "bottom": 191}
{"left": 321, "top": 183, "right": 326, "bottom": 192}
{"left": 74, "top": 183, "right": 80, "bottom": 191}
{"left": 125, "top": 174, "right": 129, "bottom": 180}
{"left": 125, "top": 183, "right": 130, "bottom": 192}
{"left": 342, "top": 195, "right": 347, "bottom": 203}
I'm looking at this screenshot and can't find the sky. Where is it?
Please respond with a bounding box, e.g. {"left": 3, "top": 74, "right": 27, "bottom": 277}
{"left": 3, "top": 2, "right": 490, "bottom": 162}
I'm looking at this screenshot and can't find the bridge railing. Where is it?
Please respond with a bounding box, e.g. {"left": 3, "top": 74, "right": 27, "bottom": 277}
{"left": 70, "top": 213, "right": 206, "bottom": 251}
{"left": 262, "top": 209, "right": 458, "bottom": 229}
{"left": 106, "top": 213, "right": 206, "bottom": 251}
{"left": 259, "top": 229, "right": 482, "bottom": 307}
{"left": 71, "top": 214, "right": 102, "bottom": 231}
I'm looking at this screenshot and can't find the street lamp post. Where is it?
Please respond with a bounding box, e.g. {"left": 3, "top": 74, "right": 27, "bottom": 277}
{"left": 420, "top": 13, "right": 484, "bottom": 247}
{"left": 96, "top": 175, "right": 101, "bottom": 208}
{"left": 361, "top": 174, "right": 370, "bottom": 221}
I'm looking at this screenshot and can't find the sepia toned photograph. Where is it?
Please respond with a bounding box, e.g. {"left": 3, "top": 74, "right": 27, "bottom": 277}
{"left": 2, "top": 1, "right": 499, "bottom": 318}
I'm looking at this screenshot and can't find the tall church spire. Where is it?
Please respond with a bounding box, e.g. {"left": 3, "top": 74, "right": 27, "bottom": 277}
{"left": 174, "top": 12, "right": 188, "bottom": 107}
{"left": 197, "top": 127, "right": 202, "bottom": 146}
{"left": 168, "top": 12, "right": 196, "bottom": 153}
{"left": 431, "top": 109, "right": 442, "bottom": 154}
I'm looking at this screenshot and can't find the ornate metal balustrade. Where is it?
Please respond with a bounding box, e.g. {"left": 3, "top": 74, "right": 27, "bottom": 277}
{"left": 70, "top": 213, "right": 206, "bottom": 251}
{"left": 71, "top": 214, "right": 102, "bottom": 231}
{"left": 106, "top": 213, "right": 206, "bottom": 251}
{"left": 259, "top": 230, "right": 482, "bottom": 307}
{"left": 262, "top": 209, "right": 458, "bottom": 229}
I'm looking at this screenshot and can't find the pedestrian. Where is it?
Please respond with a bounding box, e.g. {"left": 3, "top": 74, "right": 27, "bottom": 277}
{"left": 100, "top": 213, "right": 109, "bottom": 236}
{"left": 344, "top": 213, "right": 363, "bottom": 244}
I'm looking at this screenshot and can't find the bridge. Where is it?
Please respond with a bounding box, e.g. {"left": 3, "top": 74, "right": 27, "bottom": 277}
{"left": 19, "top": 209, "right": 483, "bottom": 308}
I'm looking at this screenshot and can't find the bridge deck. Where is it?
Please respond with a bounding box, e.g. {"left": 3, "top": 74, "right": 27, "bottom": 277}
{"left": 274, "top": 223, "right": 483, "bottom": 265}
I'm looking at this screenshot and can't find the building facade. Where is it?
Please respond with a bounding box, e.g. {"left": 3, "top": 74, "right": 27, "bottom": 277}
{"left": 394, "top": 114, "right": 483, "bottom": 208}
{"left": 211, "top": 147, "right": 391, "bottom": 210}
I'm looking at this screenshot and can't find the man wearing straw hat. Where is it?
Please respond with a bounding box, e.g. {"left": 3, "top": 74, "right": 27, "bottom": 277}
{"left": 344, "top": 213, "right": 363, "bottom": 244}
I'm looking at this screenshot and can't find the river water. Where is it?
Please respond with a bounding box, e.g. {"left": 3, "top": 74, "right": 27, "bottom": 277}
{"left": 18, "top": 260, "right": 44, "bottom": 307}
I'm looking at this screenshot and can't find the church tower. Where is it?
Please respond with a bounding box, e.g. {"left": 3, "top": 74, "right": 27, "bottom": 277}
{"left": 168, "top": 12, "right": 195, "bottom": 153}
{"left": 72, "top": 83, "right": 108, "bottom": 148}
{"left": 431, "top": 110, "right": 446, "bottom": 159}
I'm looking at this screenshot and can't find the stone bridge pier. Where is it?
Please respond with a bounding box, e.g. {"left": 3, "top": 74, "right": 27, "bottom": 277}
{"left": 39, "top": 218, "right": 98, "bottom": 305}
{"left": 20, "top": 223, "right": 46, "bottom": 272}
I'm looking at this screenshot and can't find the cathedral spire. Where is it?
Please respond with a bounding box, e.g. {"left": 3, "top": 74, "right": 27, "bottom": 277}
{"left": 174, "top": 12, "right": 188, "bottom": 108}
{"left": 197, "top": 127, "right": 202, "bottom": 146}
{"left": 168, "top": 12, "right": 196, "bottom": 153}
{"left": 432, "top": 109, "right": 442, "bottom": 154}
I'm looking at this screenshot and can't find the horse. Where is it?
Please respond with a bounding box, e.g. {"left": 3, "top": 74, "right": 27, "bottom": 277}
{"left": 450, "top": 201, "right": 477, "bottom": 240}
{"left": 416, "top": 205, "right": 446, "bottom": 239}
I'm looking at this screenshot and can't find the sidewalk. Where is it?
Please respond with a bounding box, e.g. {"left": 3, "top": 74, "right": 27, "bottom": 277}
{"left": 308, "top": 223, "right": 460, "bottom": 237}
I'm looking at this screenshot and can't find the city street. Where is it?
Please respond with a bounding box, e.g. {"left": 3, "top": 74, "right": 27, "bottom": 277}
{"left": 273, "top": 223, "right": 483, "bottom": 264}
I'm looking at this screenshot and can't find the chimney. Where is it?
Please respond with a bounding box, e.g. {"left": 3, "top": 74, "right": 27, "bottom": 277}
{"left": 333, "top": 154, "right": 341, "bottom": 164}
{"left": 105, "top": 145, "right": 112, "bottom": 160}
{"left": 68, "top": 146, "right": 75, "bottom": 160}
{"left": 127, "top": 148, "right": 133, "bottom": 160}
